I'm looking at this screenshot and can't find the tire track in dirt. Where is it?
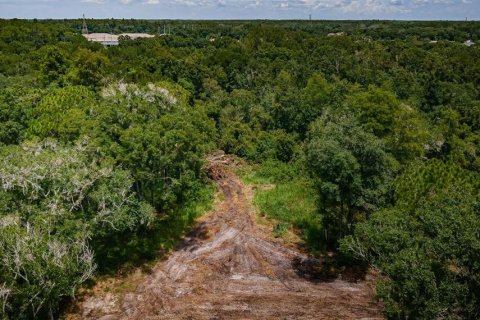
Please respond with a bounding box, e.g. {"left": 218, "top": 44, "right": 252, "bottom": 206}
{"left": 70, "top": 156, "right": 384, "bottom": 320}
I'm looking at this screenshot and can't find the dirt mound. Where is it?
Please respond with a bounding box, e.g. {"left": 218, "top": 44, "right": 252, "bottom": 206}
{"left": 67, "top": 158, "right": 383, "bottom": 320}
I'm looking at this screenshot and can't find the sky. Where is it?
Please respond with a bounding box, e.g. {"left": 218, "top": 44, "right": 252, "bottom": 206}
{"left": 0, "top": 0, "right": 478, "bottom": 20}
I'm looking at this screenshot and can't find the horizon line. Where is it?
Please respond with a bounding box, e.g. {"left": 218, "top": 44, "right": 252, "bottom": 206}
{"left": 1, "top": 17, "right": 479, "bottom": 22}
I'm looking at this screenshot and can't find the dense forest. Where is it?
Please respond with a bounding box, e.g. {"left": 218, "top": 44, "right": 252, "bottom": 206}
{"left": 0, "top": 18, "right": 479, "bottom": 319}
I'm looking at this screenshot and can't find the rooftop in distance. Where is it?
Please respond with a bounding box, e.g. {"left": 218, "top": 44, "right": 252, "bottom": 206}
{"left": 81, "top": 14, "right": 155, "bottom": 46}
{"left": 83, "top": 32, "right": 155, "bottom": 46}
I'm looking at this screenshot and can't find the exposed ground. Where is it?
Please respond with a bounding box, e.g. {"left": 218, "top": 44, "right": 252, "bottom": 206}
{"left": 66, "top": 155, "right": 383, "bottom": 320}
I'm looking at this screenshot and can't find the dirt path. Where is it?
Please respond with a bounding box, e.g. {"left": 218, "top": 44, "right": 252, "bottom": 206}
{"left": 68, "top": 158, "right": 383, "bottom": 320}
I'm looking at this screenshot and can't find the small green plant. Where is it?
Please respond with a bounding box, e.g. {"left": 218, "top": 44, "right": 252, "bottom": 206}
{"left": 273, "top": 222, "right": 290, "bottom": 238}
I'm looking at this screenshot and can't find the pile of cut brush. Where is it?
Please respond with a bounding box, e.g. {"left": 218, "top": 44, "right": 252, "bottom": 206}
{"left": 205, "top": 150, "right": 243, "bottom": 180}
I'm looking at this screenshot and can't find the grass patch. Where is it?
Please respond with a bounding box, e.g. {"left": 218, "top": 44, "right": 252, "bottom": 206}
{"left": 241, "top": 160, "right": 324, "bottom": 253}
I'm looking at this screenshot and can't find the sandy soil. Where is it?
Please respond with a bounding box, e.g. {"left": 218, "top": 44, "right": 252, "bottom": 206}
{"left": 66, "top": 156, "right": 384, "bottom": 320}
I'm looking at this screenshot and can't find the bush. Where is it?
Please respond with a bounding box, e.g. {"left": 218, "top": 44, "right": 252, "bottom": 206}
{"left": 341, "top": 161, "right": 480, "bottom": 319}
{"left": 0, "top": 140, "right": 153, "bottom": 319}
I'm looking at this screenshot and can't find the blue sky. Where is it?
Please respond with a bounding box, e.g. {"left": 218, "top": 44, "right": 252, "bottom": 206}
{"left": 0, "top": 0, "right": 478, "bottom": 20}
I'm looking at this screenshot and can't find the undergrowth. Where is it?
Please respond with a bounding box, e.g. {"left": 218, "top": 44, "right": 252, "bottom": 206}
{"left": 241, "top": 160, "right": 324, "bottom": 253}
{"left": 93, "top": 182, "right": 216, "bottom": 275}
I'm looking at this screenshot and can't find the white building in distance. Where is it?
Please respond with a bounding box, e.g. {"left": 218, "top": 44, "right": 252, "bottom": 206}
{"left": 81, "top": 16, "right": 155, "bottom": 46}
{"left": 83, "top": 33, "right": 155, "bottom": 47}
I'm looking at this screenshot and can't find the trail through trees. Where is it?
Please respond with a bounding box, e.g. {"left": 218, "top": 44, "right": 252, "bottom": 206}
{"left": 69, "top": 157, "right": 383, "bottom": 319}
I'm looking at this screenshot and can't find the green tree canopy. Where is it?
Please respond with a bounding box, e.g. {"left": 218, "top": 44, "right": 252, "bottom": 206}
{"left": 306, "top": 114, "right": 393, "bottom": 244}
{"left": 0, "top": 140, "right": 153, "bottom": 319}
{"left": 341, "top": 160, "right": 480, "bottom": 319}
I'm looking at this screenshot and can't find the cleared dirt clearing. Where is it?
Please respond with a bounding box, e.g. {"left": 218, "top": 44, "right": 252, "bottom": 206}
{"left": 68, "top": 158, "right": 383, "bottom": 320}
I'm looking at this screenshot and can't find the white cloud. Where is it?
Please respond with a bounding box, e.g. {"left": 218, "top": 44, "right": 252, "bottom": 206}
{"left": 118, "top": 0, "right": 471, "bottom": 14}
{"left": 0, "top": 0, "right": 477, "bottom": 18}
{"left": 338, "top": 0, "right": 409, "bottom": 14}
{"left": 81, "top": 0, "right": 106, "bottom": 3}
{"left": 70, "top": 0, "right": 470, "bottom": 13}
